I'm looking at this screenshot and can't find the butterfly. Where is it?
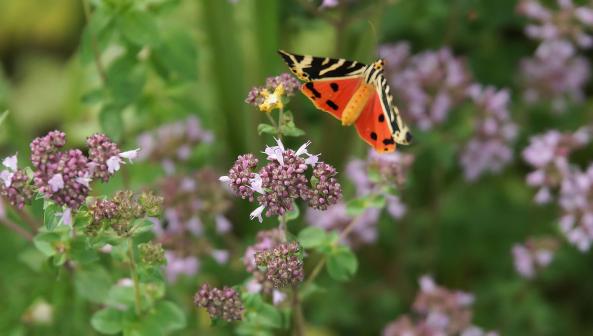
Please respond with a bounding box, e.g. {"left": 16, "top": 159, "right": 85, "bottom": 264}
{"left": 278, "top": 50, "right": 412, "bottom": 153}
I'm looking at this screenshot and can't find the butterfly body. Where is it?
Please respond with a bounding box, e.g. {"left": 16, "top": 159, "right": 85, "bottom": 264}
{"left": 278, "top": 50, "right": 412, "bottom": 153}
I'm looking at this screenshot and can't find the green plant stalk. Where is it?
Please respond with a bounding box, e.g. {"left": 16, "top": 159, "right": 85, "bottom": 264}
{"left": 127, "top": 237, "right": 142, "bottom": 316}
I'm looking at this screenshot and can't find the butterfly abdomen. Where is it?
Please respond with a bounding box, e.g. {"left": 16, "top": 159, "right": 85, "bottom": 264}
{"left": 341, "top": 82, "right": 375, "bottom": 126}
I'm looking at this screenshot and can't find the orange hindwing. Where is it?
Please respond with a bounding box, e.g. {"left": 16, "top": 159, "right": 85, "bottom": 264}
{"left": 354, "top": 92, "right": 396, "bottom": 153}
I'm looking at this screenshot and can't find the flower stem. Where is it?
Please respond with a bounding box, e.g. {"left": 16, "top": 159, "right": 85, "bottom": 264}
{"left": 304, "top": 215, "right": 361, "bottom": 287}
{"left": 278, "top": 214, "right": 287, "bottom": 242}
{"left": 81, "top": 0, "right": 108, "bottom": 84}
{"left": 277, "top": 106, "right": 285, "bottom": 140}
{"left": 0, "top": 217, "right": 33, "bottom": 241}
{"left": 127, "top": 237, "right": 142, "bottom": 316}
{"left": 291, "top": 285, "right": 305, "bottom": 336}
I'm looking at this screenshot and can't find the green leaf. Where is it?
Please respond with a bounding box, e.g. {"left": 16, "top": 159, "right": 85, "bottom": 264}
{"left": 297, "top": 227, "right": 327, "bottom": 249}
{"left": 99, "top": 104, "right": 124, "bottom": 142}
{"left": 75, "top": 265, "right": 112, "bottom": 303}
{"left": 118, "top": 10, "right": 160, "bottom": 47}
{"left": 326, "top": 247, "right": 358, "bottom": 281}
{"left": 345, "top": 194, "right": 386, "bottom": 216}
{"left": 151, "top": 30, "right": 198, "bottom": 81}
{"left": 257, "top": 123, "right": 277, "bottom": 135}
{"left": 70, "top": 236, "right": 99, "bottom": 264}
{"left": 254, "top": 302, "right": 283, "bottom": 329}
{"left": 106, "top": 55, "right": 147, "bottom": 106}
{"left": 33, "top": 232, "right": 61, "bottom": 257}
{"left": 280, "top": 125, "right": 305, "bottom": 137}
{"left": 91, "top": 307, "right": 124, "bottom": 335}
{"left": 105, "top": 284, "right": 136, "bottom": 309}
{"left": 43, "top": 201, "right": 61, "bottom": 231}
{"left": 151, "top": 301, "right": 186, "bottom": 332}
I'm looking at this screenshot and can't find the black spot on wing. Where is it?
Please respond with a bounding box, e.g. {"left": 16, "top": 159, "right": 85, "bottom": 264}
{"left": 305, "top": 82, "right": 321, "bottom": 98}
{"left": 330, "top": 82, "right": 339, "bottom": 92}
{"left": 326, "top": 100, "right": 339, "bottom": 110}
{"left": 378, "top": 114, "right": 385, "bottom": 122}
{"left": 383, "top": 137, "right": 395, "bottom": 145}
{"left": 370, "top": 132, "right": 378, "bottom": 140}
{"left": 406, "top": 132, "right": 413, "bottom": 143}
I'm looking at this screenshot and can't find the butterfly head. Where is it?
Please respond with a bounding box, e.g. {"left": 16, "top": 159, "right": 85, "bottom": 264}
{"left": 373, "top": 59, "right": 385, "bottom": 71}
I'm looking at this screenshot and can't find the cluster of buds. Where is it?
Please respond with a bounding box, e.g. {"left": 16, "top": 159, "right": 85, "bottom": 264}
{"left": 86, "top": 190, "right": 163, "bottom": 237}
{"left": 220, "top": 139, "right": 342, "bottom": 222}
{"left": 138, "top": 242, "right": 166, "bottom": 266}
{"left": 137, "top": 116, "right": 213, "bottom": 175}
{"left": 254, "top": 241, "right": 304, "bottom": 288}
{"left": 383, "top": 276, "right": 498, "bottom": 336}
{"left": 245, "top": 73, "right": 300, "bottom": 112}
{"left": 0, "top": 154, "right": 34, "bottom": 209}
{"left": 194, "top": 284, "right": 244, "bottom": 322}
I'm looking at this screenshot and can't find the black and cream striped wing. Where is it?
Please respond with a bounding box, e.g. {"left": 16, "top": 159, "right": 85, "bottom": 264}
{"left": 374, "top": 73, "right": 412, "bottom": 145}
{"left": 278, "top": 50, "right": 366, "bottom": 81}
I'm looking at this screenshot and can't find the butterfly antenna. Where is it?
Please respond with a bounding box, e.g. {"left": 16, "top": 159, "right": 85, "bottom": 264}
{"left": 367, "top": 20, "right": 379, "bottom": 58}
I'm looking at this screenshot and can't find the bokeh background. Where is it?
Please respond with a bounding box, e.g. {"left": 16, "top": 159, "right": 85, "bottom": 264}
{"left": 2, "top": 0, "right": 593, "bottom": 335}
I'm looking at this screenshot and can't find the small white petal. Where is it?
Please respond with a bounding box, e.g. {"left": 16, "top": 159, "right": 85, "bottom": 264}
{"left": 219, "top": 176, "right": 231, "bottom": 183}
{"left": 275, "top": 138, "right": 285, "bottom": 152}
{"left": 246, "top": 279, "right": 263, "bottom": 293}
{"left": 249, "top": 173, "right": 265, "bottom": 194}
{"left": 305, "top": 154, "right": 319, "bottom": 166}
{"left": 0, "top": 170, "right": 14, "bottom": 188}
{"left": 106, "top": 156, "right": 122, "bottom": 174}
{"left": 215, "top": 215, "right": 232, "bottom": 233}
{"left": 75, "top": 172, "right": 92, "bottom": 188}
{"left": 118, "top": 278, "right": 134, "bottom": 287}
{"left": 249, "top": 205, "right": 265, "bottom": 223}
{"left": 119, "top": 148, "right": 140, "bottom": 162}
{"left": 295, "top": 141, "right": 311, "bottom": 156}
{"left": 2, "top": 154, "right": 18, "bottom": 171}
{"left": 273, "top": 290, "right": 287, "bottom": 305}
{"left": 48, "top": 174, "right": 64, "bottom": 192}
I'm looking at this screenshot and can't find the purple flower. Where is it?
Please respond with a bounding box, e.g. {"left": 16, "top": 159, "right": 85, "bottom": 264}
{"left": 512, "top": 237, "right": 558, "bottom": 278}
{"left": 383, "top": 276, "right": 497, "bottom": 336}
{"left": 220, "top": 154, "right": 259, "bottom": 201}
{"left": 0, "top": 169, "right": 34, "bottom": 209}
{"left": 86, "top": 133, "right": 121, "bottom": 182}
{"left": 381, "top": 43, "right": 471, "bottom": 130}
{"left": 308, "top": 162, "right": 342, "bottom": 210}
{"left": 254, "top": 241, "right": 304, "bottom": 288}
{"left": 557, "top": 164, "right": 593, "bottom": 251}
{"left": 520, "top": 40, "right": 590, "bottom": 111}
{"left": 517, "top": 0, "right": 593, "bottom": 48}
{"left": 460, "top": 85, "right": 517, "bottom": 181}
{"left": 165, "top": 251, "right": 199, "bottom": 283}
{"left": 194, "top": 283, "right": 244, "bottom": 321}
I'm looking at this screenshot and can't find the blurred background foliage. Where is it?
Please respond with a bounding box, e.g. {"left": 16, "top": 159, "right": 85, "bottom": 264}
{"left": 2, "top": 0, "right": 593, "bottom": 335}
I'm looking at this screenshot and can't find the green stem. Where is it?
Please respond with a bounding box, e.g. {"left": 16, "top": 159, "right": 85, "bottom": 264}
{"left": 291, "top": 285, "right": 305, "bottom": 336}
{"left": 81, "top": 0, "right": 108, "bottom": 84}
{"left": 0, "top": 217, "right": 33, "bottom": 241}
{"left": 277, "top": 106, "right": 285, "bottom": 140}
{"left": 127, "top": 238, "right": 142, "bottom": 316}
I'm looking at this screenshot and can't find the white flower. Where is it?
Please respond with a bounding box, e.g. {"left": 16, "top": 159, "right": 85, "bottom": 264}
{"left": 272, "top": 290, "right": 287, "bottom": 305}
{"left": 2, "top": 153, "right": 17, "bottom": 171}
{"left": 75, "top": 172, "right": 92, "bottom": 188}
{"left": 48, "top": 174, "right": 64, "bottom": 192}
{"left": 106, "top": 156, "right": 122, "bottom": 174}
{"left": 58, "top": 207, "right": 72, "bottom": 226}
{"left": 119, "top": 148, "right": 140, "bottom": 162}
{"left": 219, "top": 176, "right": 231, "bottom": 183}
{"left": 0, "top": 170, "right": 14, "bottom": 188}
{"left": 304, "top": 154, "right": 319, "bottom": 166}
{"left": 118, "top": 278, "right": 134, "bottom": 287}
{"left": 419, "top": 275, "right": 436, "bottom": 293}
{"left": 249, "top": 173, "right": 265, "bottom": 194}
{"left": 250, "top": 205, "right": 266, "bottom": 223}
{"left": 246, "top": 279, "right": 263, "bottom": 293}
{"left": 295, "top": 141, "right": 311, "bottom": 156}
{"left": 264, "top": 138, "right": 285, "bottom": 165}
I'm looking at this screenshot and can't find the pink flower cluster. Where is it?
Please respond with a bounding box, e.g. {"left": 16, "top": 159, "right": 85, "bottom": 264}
{"left": 517, "top": 0, "right": 593, "bottom": 111}
{"left": 380, "top": 42, "right": 472, "bottom": 130}
{"left": 460, "top": 85, "right": 518, "bottom": 181}
{"left": 221, "top": 139, "right": 341, "bottom": 222}
{"left": 383, "top": 276, "right": 497, "bottom": 336}
{"left": 245, "top": 73, "right": 300, "bottom": 107}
